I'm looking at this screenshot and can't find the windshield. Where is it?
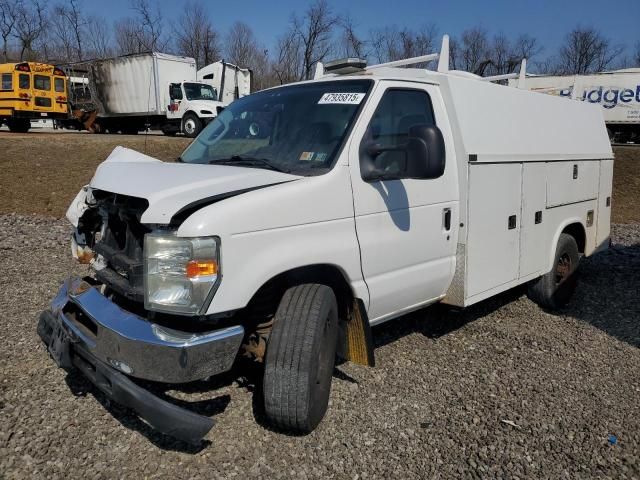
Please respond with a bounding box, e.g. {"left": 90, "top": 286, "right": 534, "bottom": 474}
{"left": 180, "top": 79, "right": 372, "bottom": 175}
{"left": 184, "top": 82, "right": 217, "bottom": 101}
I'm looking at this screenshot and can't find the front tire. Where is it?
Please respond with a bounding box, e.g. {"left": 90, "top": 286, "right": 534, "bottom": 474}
{"left": 528, "top": 233, "right": 580, "bottom": 309}
{"left": 182, "top": 112, "right": 202, "bottom": 138}
{"left": 263, "top": 284, "right": 339, "bottom": 433}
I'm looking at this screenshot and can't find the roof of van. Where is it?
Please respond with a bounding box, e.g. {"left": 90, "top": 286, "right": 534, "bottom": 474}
{"left": 292, "top": 69, "right": 613, "bottom": 162}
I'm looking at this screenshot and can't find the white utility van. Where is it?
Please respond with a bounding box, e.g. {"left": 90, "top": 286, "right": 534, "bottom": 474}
{"left": 38, "top": 36, "right": 613, "bottom": 444}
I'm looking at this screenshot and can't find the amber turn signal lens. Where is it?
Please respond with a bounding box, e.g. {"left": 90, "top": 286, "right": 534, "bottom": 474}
{"left": 186, "top": 260, "right": 217, "bottom": 278}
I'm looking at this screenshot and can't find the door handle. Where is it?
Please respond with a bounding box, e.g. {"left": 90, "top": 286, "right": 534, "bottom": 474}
{"left": 443, "top": 208, "right": 451, "bottom": 231}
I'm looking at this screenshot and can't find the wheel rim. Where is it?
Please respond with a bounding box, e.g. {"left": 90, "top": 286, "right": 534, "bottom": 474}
{"left": 184, "top": 118, "right": 196, "bottom": 135}
{"left": 555, "top": 253, "right": 572, "bottom": 285}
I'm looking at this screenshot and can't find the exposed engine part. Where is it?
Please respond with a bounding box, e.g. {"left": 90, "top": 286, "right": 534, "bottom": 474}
{"left": 241, "top": 318, "right": 273, "bottom": 363}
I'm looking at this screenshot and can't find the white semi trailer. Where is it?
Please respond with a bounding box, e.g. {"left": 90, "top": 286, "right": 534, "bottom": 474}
{"left": 39, "top": 36, "right": 613, "bottom": 443}
{"left": 509, "top": 68, "right": 640, "bottom": 143}
{"left": 66, "top": 53, "right": 251, "bottom": 137}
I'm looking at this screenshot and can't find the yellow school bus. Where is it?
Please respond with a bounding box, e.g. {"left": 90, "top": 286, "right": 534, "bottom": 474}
{"left": 0, "top": 62, "right": 68, "bottom": 132}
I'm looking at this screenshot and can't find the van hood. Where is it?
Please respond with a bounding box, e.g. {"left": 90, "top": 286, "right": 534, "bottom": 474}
{"left": 89, "top": 146, "right": 301, "bottom": 224}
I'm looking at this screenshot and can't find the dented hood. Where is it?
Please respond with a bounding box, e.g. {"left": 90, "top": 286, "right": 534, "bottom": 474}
{"left": 89, "top": 146, "right": 300, "bottom": 224}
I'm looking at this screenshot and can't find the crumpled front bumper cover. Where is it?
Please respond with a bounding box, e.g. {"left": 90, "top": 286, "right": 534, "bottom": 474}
{"left": 37, "top": 277, "right": 245, "bottom": 443}
{"left": 44, "top": 278, "right": 244, "bottom": 383}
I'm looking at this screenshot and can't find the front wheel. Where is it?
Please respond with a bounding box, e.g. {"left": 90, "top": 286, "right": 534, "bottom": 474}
{"left": 263, "top": 284, "right": 339, "bottom": 433}
{"left": 528, "top": 233, "right": 580, "bottom": 309}
{"left": 182, "top": 113, "right": 202, "bottom": 138}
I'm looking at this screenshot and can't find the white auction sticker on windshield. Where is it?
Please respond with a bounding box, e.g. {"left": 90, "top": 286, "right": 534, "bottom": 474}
{"left": 318, "top": 93, "right": 365, "bottom": 105}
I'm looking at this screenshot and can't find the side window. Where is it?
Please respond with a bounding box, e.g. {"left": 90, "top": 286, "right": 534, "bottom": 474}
{"left": 362, "top": 89, "right": 435, "bottom": 178}
{"left": 19, "top": 74, "right": 30, "bottom": 89}
{"left": 169, "top": 83, "right": 183, "bottom": 100}
{"left": 1, "top": 73, "right": 12, "bottom": 90}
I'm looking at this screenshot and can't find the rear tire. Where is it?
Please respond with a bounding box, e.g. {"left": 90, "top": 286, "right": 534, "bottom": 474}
{"left": 528, "top": 233, "right": 580, "bottom": 309}
{"left": 7, "top": 119, "right": 30, "bottom": 133}
{"left": 182, "top": 112, "right": 202, "bottom": 138}
{"left": 263, "top": 284, "right": 339, "bottom": 433}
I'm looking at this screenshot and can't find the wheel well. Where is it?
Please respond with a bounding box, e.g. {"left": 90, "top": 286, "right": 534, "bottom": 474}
{"left": 240, "top": 264, "right": 355, "bottom": 326}
{"left": 562, "top": 222, "right": 586, "bottom": 253}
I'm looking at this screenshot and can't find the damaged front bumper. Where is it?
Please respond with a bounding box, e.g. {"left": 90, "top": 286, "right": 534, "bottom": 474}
{"left": 37, "top": 277, "right": 244, "bottom": 443}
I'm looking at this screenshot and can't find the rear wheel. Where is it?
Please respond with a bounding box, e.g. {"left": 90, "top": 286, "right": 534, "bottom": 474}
{"left": 263, "top": 284, "right": 339, "bottom": 433}
{"left": 182, "top": 113, "right": 202, "bottom": 138}
{"left": 528, "top": 233, "right": 580, "bottom": 309}
{"left": 7, "top": 118, "right": 30, "bottom": 133}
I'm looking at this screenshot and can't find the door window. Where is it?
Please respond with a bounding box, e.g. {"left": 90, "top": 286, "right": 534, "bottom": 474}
{"left": 169, "top": 83, "right": 183, "bottom": 100}
{"left": 362, "top": 89, "right": 436, "bottom": 179}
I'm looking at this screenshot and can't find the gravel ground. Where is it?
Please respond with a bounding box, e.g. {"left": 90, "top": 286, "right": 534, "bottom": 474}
{"left": 1, "top": 215, "right": 639, "bottom": 479}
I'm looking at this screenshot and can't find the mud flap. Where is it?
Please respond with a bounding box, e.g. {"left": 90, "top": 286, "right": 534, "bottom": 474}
{"left": 345, "top": 299, "right": 375, "bottom": 367}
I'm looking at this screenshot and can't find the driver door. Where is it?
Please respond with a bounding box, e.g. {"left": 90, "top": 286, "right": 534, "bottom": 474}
{"left": 348, "top": 81, "right": 459, "bottom": 323}
{"left": 167, "top": 83, "right": 184, "bottom": 120}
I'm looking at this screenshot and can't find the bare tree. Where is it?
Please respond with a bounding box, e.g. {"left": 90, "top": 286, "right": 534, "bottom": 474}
{"left": 454, "top": 26, "right": 491, "bottom": 75}
{"left": 293, "top": 0, "right": 338, "bottom": 79}
{"left": 339, "top": 15, "right": 365, "bottom": 59}
{"left": 225, "top": 21, "right": 259, "bottom": 68}
{"left": 131, "top": 0, "right": 165, "bottom": 51}
{"left": 633, "top": 41, "right": 640, "bottom": 67}
{"left": 86, "top": 15, "right": 112, "bottom": 58}
{"left": 368, "top": 24, "right": 438, "bottom": 64}
{"left": 174, "top": 1, "right": 220, "bottom": 67}
{"left": 55, "top": 0, "right": 84, "bottom": 60}
{"left": 116, "top": 0, "right": 166, "bottom": 54}
{"left": 556, "top": 26, "right": 624, "bottom": 74}
{"left": 114, "top": 17, "right": 143, "bottom": 54}
{"left": 369, "top": 26, "right": 402, "bottom": 63}
{"left": 0, "top": 0, "right": 19, "bottom": 62}
{"left": 485, "top": 33, "right": 541, "bottom": 75}
{"left": 14, "top": 0, "right": 47, "bottom": 61}
{"left": 272, "top": 28, "right": 303, "bottom": 84}
{"left": 50, "top": 0, "right": 88, "bottom": 62}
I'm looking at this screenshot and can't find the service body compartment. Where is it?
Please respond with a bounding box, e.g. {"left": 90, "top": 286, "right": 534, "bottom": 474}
{"left": 466, "top": 163, "right": 522, "bottom": 297}
{"left": 546, "top": 160, "right": 599, "bottom": 207}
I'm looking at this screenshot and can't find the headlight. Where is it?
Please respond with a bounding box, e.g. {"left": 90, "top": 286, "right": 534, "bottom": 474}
{"left": 144, "top": 233, "right": 220, "bottom": 315}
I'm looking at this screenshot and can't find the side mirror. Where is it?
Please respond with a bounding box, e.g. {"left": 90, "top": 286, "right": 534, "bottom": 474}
{"left": 360, "top": 124, "right": 446, "bottom": 182}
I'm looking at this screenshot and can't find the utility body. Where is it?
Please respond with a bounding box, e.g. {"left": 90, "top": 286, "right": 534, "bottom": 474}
{"left": 39, "top": 36, "right": 613, "bottom": 443}
{"left": 62, "top": 53, "right": 251, "bottom": 137}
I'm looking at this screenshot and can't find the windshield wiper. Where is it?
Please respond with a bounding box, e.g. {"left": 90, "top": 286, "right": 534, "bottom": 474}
{"left": 209, "top": 155, "right": 291, "bottom": 173}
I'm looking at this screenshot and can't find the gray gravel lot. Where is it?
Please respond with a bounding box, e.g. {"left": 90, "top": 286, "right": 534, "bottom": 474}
{"left": 1, "top": 214, "right": 639, "bottom": 479}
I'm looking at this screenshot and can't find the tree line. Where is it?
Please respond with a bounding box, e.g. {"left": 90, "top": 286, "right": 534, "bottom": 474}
{"left": 1, "top": 0, "right": 639, "bottom": 91}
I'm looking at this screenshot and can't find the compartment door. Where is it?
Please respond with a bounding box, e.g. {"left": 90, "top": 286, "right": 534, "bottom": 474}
{"left": 519, "top": 163, "right": 547, "bottom": 278}
{"left": 466, "top": 163, "right": 522, "bottom": 297}
{"left": 596, "top": 159, "right": 613, "bottom": 248}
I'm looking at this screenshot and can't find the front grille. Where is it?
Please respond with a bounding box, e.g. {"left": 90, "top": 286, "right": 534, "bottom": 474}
{"left": 35, "top": 97, "right": 51, "bottom": 107}
{"left": 92, "top": 191, "right": 150, "bottom": 303}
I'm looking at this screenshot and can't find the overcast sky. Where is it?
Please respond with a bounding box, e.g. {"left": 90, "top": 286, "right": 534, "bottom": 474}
{"left": 86, "top": 0, "right": 640, "bottom": 60}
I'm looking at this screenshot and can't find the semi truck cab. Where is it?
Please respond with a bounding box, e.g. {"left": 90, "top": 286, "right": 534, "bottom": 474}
{"left": 38, "top": 36, "right": 614, "bottom": 444}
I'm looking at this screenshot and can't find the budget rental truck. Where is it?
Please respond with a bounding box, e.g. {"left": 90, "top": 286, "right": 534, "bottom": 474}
{"left": 38, "top": 36, "right": 613, "bottom": 443}
{"left": 64, "top": 53, "right": 250, "bottom": 137}
{"left": 509, "top": 68, "right": 640, "bottom": 143}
